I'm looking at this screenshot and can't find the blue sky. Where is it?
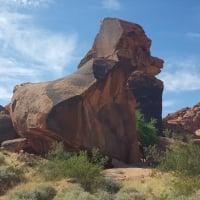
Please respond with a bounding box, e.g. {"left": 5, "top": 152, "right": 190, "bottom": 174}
{"left": 0, "top": 0, "right": 199, "bottom": 117}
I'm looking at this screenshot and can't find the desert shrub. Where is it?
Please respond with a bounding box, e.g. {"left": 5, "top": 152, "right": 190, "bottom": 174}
{"left": 158, "top": 141, "right": 200, "bottom": 176}
{"left": 156, "top": 141, "right": 200, "bottom": 198}
{"left": 76, "top": 192, "right": 98, "bottom": 200}
{"left": 55, "top": 185, "right": 83, "bottom": 200}
{"left": 55, "top": 185, "right": 97, "bottom": 200}
{"left": 38, "top": 142, "right": 107, "bottom": 192}
{"left": 99, "top": 178, "right": 122, "bottom": 194}
{"left": 17, "top": 152, "right": 42, "bottom": 167}
{"left": 56, "top": 185, "right": 116, "bottom": 200}
{"left": 136, "top": 111, "right": 158, "bottom": 147}
{"left": 37, "top": 159, "right": 69, "bottom": 181}
{"left": 0, "top": 152, "right": 5, "bottom": 164}
{"left": 144, "top": 145, "right": 161, "bottom": 166}
{"left": 64, "top": 151, "right": 104, "bottom": 192}
{"left": 46, "top": 142, "right": 70, "bottom": 160}
{"left": 0, "top": 166, "right": 25, "bottom": 194}
{"left": 88, "top": 148, "right": 108, "bottom": 166}
{"left": 116, "top": 187, "right": 145, "bottom": 200}
{"left": 9, "top": 184, "right": 56, "bottom": 200}
{"left": 95, "top": 191, "right": 115, "bottom": 200}
{"left": 171, "top": 176, "right": 200, "bottom": 197}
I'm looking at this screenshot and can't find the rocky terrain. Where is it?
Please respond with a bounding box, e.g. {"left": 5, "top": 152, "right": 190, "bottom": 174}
{"left": 163, "top": 102, "right": 200, "bottom": 137}
{"left": 0, "top": 18, "right": 163, "bottom": 163}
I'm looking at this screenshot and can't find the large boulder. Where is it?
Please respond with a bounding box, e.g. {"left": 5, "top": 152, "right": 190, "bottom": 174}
{"left": 163, "top": 102, "right": 200, "bottom": 136}
{"left": 9, "top": 18, "right": 163, "bottom": 163}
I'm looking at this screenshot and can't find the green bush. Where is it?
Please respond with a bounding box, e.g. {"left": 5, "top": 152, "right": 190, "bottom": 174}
{"left": 136, "top": 111, "right": 158, "bottom": 147}
{"left": 144, "top": 145, "right": 161, "bottom": 166}
{"left": 158, "top": 141, "right": 200, "bottom": 176}
{"left": 17, "top": 152, "right": 41, "bottom": 167}
{"left": 0, "top": 166, "right": 25, "bottom": 195}
{"left": 99, "top": 178, "right": 122, "bottom": 194}
{"left": 55, "top": 185, "right": 116, "bottom": 200}
{"left": 89, "top": 148, "right": 108, "bottom": 167}
{"left": 171, "top": 176, "right": 200, "bottom": 197}
{"left": 38, "top": 142, "right": 107, "bottom": 192}
{"left": 9, "top": 184, "right": 56, "bottom": 200}
{"left": 64, "top": 151, "right": 104, "bottom": 192}
{"left": 55, "top": 185, "right": 97, "bottom": 200}
{"left": 156, "top": 141, "right": 200, "bottom": 198}
{"left": 116, "top": 187, "right": 145, "bottom": 200}
{"left": 0, "top": 152, "right": 5, "bottom": 164}
{"left": 95, "top": 191, "right": 114, "bottom": 200}
{"left": 37, "top": 159, "right": 69, "bottom": 181}
{"left": 46, "top": 142, "right": 70, "bottom": 161}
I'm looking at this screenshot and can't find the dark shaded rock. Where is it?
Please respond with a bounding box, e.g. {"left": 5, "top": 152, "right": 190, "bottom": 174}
{"left": 0, "top": 113, "right": 18, "bottom": 143}
{"left": 128, "top": 71, "right": 163, "bottom": 134}
{"left": 0, "top": 105, "right": 9, "bottom": 115}
{"left": 9, "top": 18, "right": 163, "bottom": 163}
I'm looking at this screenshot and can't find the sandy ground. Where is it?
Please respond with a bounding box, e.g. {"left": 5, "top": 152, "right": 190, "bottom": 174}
{"left": 104, "top": 167, "right": 152, "bottom": 181}
{"left": 104, "top": 159, "right": 152, "bottom": 181}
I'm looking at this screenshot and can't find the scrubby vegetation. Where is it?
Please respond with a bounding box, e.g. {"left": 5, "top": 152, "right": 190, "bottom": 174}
{"left": 136, "top": 110, "right": 158, "bottom": 147}
{"left": 0, "top": 152, "right": 5, "bottom": 164}
{"left": 156, "top": 140, "right": 200, "bottom": 197}
{"left": 0, "top": 166, "right": 25, "bottom": 195}
{"left": 1, "top": 114, "right": 200, "bottom": 199}
{"left": 10, "top": 184, "right": 56, "bottom": 200}
{"left": 158, "top": 140, "right": 200, "bottom": 176}
{"left": 37, "top": 142, "right": 108, "bottom": 192}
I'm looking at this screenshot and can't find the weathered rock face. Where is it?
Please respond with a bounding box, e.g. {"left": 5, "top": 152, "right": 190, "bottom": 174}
{"left": 163, "top": 102, "right": 200, "bottom": 136}
{"left": 0, "top": 111, "right": 18, "bottom": 144}
{"left": 9, "top": 18, "right": 163, "bottom": 163}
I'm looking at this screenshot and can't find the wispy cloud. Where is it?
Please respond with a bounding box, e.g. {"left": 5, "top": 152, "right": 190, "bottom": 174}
{"left": 0, "top": 2, "right": 78, "bottom": 105}
{"left": 163, "top": 100, "right": 175, "bottom": 107}
{"left": 102, "top": 0, "right": 121, "bottom": 10}
{"left": 0, "top": 0, "right": 53, "bottom": 8}
{"left": 185, "top": 32, "right": 200, "bottom": 38}
{"left": 159, "top": 58, "right": 200, "bottom": 92}
{"left": 0, "top": 12, "right": 77, "bottom": 73}
{"left": 0, "top": 86, "right": 12, "bottom": 100}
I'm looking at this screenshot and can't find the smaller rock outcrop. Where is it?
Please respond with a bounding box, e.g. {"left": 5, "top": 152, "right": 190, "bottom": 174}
{"left": 0, "top": 105, "right": 10, "bottom": 115}
{"left": 163, "top": 102, "right": 200, "bottom": 136}
{"left": 1, "top": 138, "right": 31, "bottom": 152}
{"left": 0, "top": 108, "right": 18, "bottom": 143}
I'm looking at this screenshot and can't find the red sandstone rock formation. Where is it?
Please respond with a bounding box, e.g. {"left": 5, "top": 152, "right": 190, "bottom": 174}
{"left": 163, "top": 102, "right": 200, "bottom": 136}
{"left": 9, "top": 18, "right": 163, "bottom": 163}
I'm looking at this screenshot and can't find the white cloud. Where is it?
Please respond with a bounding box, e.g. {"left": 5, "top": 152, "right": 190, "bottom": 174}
{"left": 102, "top": 0, "right": 121, "bottom": 10}
{"left": 0, "top": 86, "right": 12, "bottom": 99}
{"left": 163, "top": 100, "right": 175, "bottom": 107}
{"left": 0, "top": 0, "right": 53, "bottom": 8}
{"left": 0, "top": 12, "right": 78, "bottom": 73}
{"left": 186, "top": 32, "right": 200, "bottom": 39}
{"left": 159, "top": 58, "right": 200, "bottom": 92}
{"left": 0, "top": 5, "right": 78, "bottom": 105}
